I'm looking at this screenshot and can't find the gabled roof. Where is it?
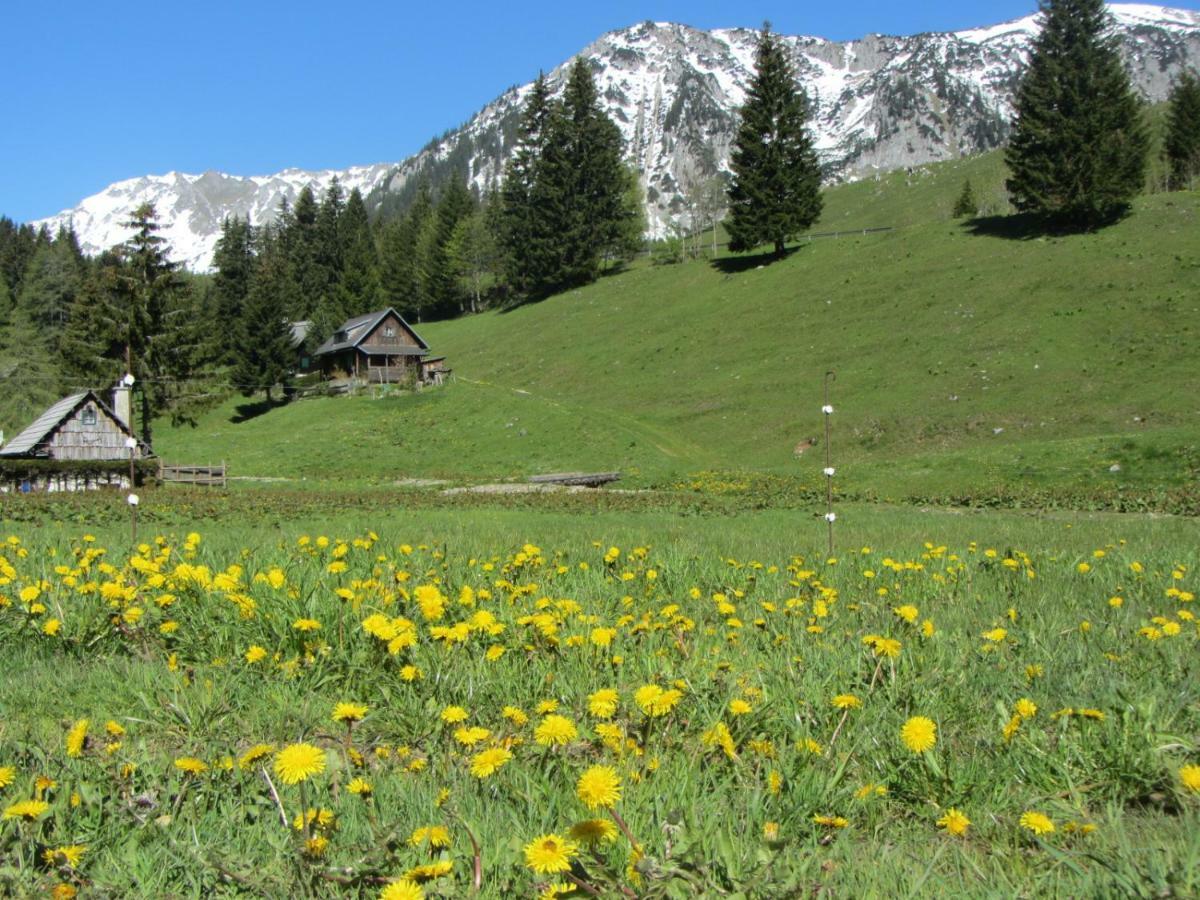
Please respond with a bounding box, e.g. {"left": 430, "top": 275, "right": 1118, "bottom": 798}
{"left": 289, "top": 320, "right": 312, "bottom": 349}
{"left": 0, "top": 390, "right": 146, "bottom": 458}
{"left": 313, "top": 308, "right": 430, "bottom": 356}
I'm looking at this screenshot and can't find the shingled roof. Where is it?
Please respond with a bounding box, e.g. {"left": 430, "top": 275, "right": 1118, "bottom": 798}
{"left": 0, "top": 390, "right": 146, "bottom": 458}
{"left": 314, "top": 308, "right": 430, "bottom": 356}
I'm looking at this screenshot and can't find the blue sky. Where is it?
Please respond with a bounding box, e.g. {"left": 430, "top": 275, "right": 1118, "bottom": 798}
{"left": 0, "top": 0, "right": 1179, "bottom": 223}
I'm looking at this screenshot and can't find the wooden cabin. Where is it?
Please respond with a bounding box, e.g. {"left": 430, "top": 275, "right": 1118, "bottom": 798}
{"left": 0, "top": 389, "right": 150, "bottom": 492}
{"left": 313, "top": 308, "right": 435, "bottom": 384}
{"left": 0, "top": 390, "right": 147, "bottom": 461}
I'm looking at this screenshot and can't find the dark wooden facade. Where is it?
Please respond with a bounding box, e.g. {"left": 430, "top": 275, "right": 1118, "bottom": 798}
{"left": 313, "top": 308, "right": 433, "bottom": 382}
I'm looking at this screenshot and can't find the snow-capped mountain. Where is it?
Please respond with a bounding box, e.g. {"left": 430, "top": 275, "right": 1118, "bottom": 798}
{"left": 34, "top": 4, "right": 1200, "bottom": 271}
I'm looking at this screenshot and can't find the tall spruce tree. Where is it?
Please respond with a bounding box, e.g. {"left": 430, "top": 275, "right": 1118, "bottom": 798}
{"left": 726, "top": 24, "right": 823, "bottom": 256}
{"left": 1165, "top": 70, "right": 1200, "bottom": 191}
{"left": 290, "top": 186, "right": 322, "bottom": 320}
{"left": 1005, "top": 0, "right": 1148, "bottom": 226}
{"left": 106, "top": 204, "right": 195, "bottom": 447}
{"left": 233, "top": 228, "right": 295, "bottom": 402}
{"left": 500, "top": 73, "right": 555, "bottom": 297}
{"left": 555, "top": 57, "right": 636, "bottom": 286}
{"left": 0, "top": 301, "right": 61, "bottom": 437}
{"left": 426, "top": 176, "right": 475, "bottom": 318}
{"left": 337, "top": 188, "right": 380, "bottom": 316}
{"left": 211, "top": 216, "right": 254, "bottom": 365}
{"left": 15, "top": 231, "right": 83, "bottom": 352}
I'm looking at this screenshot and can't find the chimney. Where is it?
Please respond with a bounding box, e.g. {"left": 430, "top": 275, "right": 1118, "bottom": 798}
{"left": 112, "top": 380, "right": 132, "bottom": 431}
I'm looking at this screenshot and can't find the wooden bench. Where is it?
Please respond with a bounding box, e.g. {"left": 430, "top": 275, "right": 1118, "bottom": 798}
{"left": 527, "top": 472, "right": 621, "bottom": 488}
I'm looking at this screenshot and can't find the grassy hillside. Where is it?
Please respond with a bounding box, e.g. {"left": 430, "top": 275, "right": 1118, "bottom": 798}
{"left": 156, "top": 151, "right": 1200, "bottom": 501}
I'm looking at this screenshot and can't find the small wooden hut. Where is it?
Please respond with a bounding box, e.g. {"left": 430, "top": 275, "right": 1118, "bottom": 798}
{"left": 0, "top": 389, "right": 152, "bottom": 493}
{"left": 313, "top": 308, "right": 434, "bottom": 383}
{"left": 0, "top": 390, "right": 147, "bottom": 461}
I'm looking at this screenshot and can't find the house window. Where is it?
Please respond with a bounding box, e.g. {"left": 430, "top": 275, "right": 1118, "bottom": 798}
{"left": 81, "top": 406, "right": 97, "bottom": 426}
{"left": 384, "top": 326, "right": 396, "bottom": 338}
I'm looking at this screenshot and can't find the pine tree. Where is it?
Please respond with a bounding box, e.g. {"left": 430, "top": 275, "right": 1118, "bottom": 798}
{"left": 290, "top": 186, "right": 323, "bottom": 319}
{"left": 952, "top": 179, "right": 979, "bottom": 218}
{"left": 1005, "top": 0, "right": 1148, "bottom": 226}
{"left": 59, "top": 256, "right": 126, "bottom": 391}
{"left": 111, "top": 203, "right": 193, "bottom": 447}
{"left": 233, "top": 229, "right": 295, "bottom": 402}
{"left": 426, "top": 176, "right": 475, "bottom": 318}
{"left": 1165, "top": 70, "right": 1200, "bottom": 191}
{"left": 14, "top": 233, "right": 83, "bottom": 352}
{"left": 211, "top": 216, "right": 254, "bottom": 365}
{"left": 555, "top": 57, "right": 636, "bottom": 286}
{"left": 726, "top": 24, "right": 823, "bottom": 256}
{"left": 0, "top": 301, "right": 61, "bottom": 437}
{"left": 500, "top": 74, "right": 555, "bottom": 296}
{"left": 337, "top": 188, "right": 380, "bottom": 316}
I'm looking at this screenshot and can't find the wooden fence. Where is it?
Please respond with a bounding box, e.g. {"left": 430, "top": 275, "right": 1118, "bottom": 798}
{"left": 159, "top": 461, "right": 227, "bottom": 488}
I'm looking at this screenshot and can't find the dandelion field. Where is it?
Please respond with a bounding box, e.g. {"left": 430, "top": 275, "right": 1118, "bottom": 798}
{"left": 0, "top": 498, "right": 1198, "bottom": 898}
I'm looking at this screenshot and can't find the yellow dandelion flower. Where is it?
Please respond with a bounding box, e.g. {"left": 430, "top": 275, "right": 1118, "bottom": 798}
{"left": 332, "top": 702, "right": 368, "bottom": 723}
{"left": 832, "top": 694, "right": 861, "bottom": 710}
{"left": 469, "top": 747, "right": 512, "bottom": 778}
{"left": 403, "top": 859, "right": 453, "bottom": 882}
{"left": 523, "top": 833, "right": 578, "bottom": 875}
{"left": 1019, "top": 811, "right": 1055, "bottom": 835}
{"left": 1015, "top": 698, "right": 1038, "bottom": 719}
{"left": 900, "top": 716, "right": 937, "bottom": 753}
{"left": 569, "top": 818, "right": 619, "bottom": 845}
{"left": 576, "top": 765, "right": 621, "bottom": 810}
{"left": 238, "top": 743, "right": 275, "bottom": 770}
{"left": 534, "top": 714, "right": 577, "bottom": 747}
{"left": 502, "top": 705, "right": 529, "bottom": 726}
{"left": 292, "top": 618, "right": 321, "bottom": 632}
{"left": 174, "top": 757, "right": 208, "bottom": 775}
{"left": 587, "top": 689, "right": 619, "bottom": 718}
{"left": 1178, "top": 765, "right": 1200, "bottom": 793}
{"left": 348, "top": 777, "right": 373, "bottom": 796}
{"left": 273, "top": 743, "right": 326, "bottom": 785}
{"left": 937, "top": 808, "right": 971, "bottom": 836}
{"left": 453, "top": 726, "right": 490, "bottom": 747}
{"left": 0, "top": 766, "right": 15, "bottom": 788}
{"left": 982, "top": 628, "right": 1008, "bottom": 642}
{"left": 440, "top": 705, "right": 468, "bottom": 724}
{"left": 65, "top": 719, "right": 89, "bottom": 758}
{"left": 729, "top": 698, "right": 753, "bottom": 716}
{"left": 812, "top": 814, "right": 849, "bottom": 828}
{"left": 3, "top": 799, "right": 50, "bottom": 820}
{"left": 379, "top": 878, "right": 424, "bottom": 900}
{"left": 42, "top": 844, "right": 87, "bottom": 868}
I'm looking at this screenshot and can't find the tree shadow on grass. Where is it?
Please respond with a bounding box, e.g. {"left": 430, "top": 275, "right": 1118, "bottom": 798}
{"left": 710, "top": 245, "right": 800, "bottom": 275}
{"left": 231, "top": 396, "right": 289, "bottom": 424}
{"left": 964, "top": 208, "right": 1128, "bottom": 240}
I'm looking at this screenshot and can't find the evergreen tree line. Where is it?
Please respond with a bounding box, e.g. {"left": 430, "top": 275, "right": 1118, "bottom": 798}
{"left": 0, "top": 207, "right": 213, "bottom": 446}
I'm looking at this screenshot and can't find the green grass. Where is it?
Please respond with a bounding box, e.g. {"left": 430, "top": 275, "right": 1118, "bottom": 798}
{"left": 0, "top": 506, "right": 1197, "bottom": 897}
{"left": 154, "top": 151, "right": 1200, "bottom": 507}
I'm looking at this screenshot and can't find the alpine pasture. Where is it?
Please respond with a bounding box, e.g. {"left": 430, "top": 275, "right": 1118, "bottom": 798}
{"left": 3, "top": 152, "right": 1199, "bottom": 897}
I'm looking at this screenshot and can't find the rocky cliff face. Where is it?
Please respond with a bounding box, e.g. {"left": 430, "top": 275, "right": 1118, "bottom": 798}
{"left": 34, "top": 5, "right": 1200, "bottom": 270}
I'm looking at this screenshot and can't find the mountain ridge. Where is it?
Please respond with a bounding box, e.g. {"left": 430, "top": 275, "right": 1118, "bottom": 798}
{"left": 32, "top": 4, "right": 1200, "bottom": 271}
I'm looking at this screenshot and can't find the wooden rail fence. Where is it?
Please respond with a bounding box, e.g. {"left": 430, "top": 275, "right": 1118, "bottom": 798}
{"left": 159, "top": 461, "right": 227, "bottom": 488}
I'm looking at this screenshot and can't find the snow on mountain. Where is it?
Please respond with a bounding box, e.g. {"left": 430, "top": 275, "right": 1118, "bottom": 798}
{"left": 33, "top": 4, "right": 1200, "bottom": 271}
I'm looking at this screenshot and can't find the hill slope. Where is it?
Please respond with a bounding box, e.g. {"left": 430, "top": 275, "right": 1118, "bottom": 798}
{"left": 156, "top": 152, "right": 1200, "bottom": 500}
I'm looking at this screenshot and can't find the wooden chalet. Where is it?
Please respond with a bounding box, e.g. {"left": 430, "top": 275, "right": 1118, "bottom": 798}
{"left": 0, "top": 390, "right": 148, "bottom": 461}
{"left": 313, "top": 308, "right": 439, "bottom": 384}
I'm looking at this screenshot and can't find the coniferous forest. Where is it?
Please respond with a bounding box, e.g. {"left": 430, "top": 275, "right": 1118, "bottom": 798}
{"left": 0, "top": 61, "right": 644, "bottom": 434}
{"left": 2, "top": 12, "right": 1198, "bottom": 438}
